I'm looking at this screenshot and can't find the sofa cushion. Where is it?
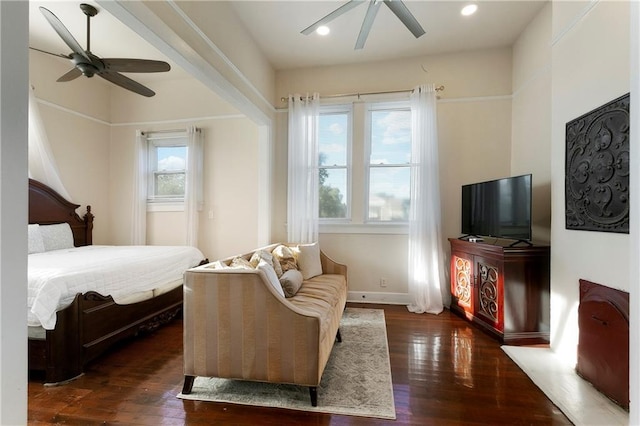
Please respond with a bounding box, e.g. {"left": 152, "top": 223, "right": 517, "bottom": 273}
{"left": 287, "top": 274, "right": 346, "bottom": 342}
{"left": 279, "top": 269, "right": 303, "bottom": 297}
{"left": 295, "top": 242, "right": 323, "bottom": 280}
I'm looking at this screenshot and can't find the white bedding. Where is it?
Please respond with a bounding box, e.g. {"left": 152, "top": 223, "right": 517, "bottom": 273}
{"left": 28, "top": 245, "right": 204, "bottom": 330}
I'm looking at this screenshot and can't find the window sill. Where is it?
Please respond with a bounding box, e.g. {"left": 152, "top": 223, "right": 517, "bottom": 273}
{"left": 319, "top": 223, "right": 408, "bottom": 235}
{"left": 147, "top": 202, "right": 184, "bottom": 212}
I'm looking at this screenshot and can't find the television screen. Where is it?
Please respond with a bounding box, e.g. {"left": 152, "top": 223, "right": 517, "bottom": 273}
{"left": 461, "top": 174, "right": 532, "bottom": 241}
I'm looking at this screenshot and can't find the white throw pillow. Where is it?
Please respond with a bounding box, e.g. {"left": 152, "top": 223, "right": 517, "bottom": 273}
{"left": 256, "top": 259, "right": 285, "bottom": 297}
{"left": 40, "top": 223, "right": 75, "bottom": 251}
{"left": 28, "top": 224, "right": 45, "bottom": 254}
{"left": 295, "top": 242, "right": 323, "bottom": 280}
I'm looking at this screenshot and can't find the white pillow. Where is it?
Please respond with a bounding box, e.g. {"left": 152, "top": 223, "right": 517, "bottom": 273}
{"left": 40, "top": 223, "right": 75, "bottom": 251}
{"left": 256, "top": 259, "right": 285, "bottom": 297}
{"left": 28, "top": 224, "right": 45, "bottom": 254}
{"left": 295, "top": 242, "right": 323, "bottom": 280}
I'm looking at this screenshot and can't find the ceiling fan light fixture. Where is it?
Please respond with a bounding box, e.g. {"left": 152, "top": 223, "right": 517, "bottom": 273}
{"left": 461, "top": 4, "right": 478, "bottom": 16}
{"left": 316, "top": 25, "right": 330, "bottom": 36}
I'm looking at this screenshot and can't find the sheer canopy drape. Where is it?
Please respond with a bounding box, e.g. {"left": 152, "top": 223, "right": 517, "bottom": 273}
{"left": 407, "top": 84, "right": 446, "bottom": 314}
{"left": 131, "top": 130, "right": 148, "bottom": 245}
{"left": 287, "top": 93, "right": 320, "bottom": 244}
{"left": 185, "top": 126, "right": 204, "bottom": 247}
{"left": 28, "top": 85, "right": 72, "bottom": 200}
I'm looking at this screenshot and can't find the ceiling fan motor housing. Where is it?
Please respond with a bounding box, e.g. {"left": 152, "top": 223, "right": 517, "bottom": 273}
{"left": 71, "top": 53, "right": 102, "bottom": 78}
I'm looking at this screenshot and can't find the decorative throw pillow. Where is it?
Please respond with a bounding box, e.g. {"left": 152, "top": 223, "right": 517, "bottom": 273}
{"left": 256, "top": 259, "right": 285, "bottom": 297}
{"left": 28, "top": 224, "right": 45, "bottom": 254}
{"left": 40, "top": 223, "right": 74, "bottom": 251}
{"left": 279, "top": 269, "right": 303, "bottom": 298}
{"left": 230, "top": 256, "right": 254, "bottom": 270}
{"left": 250, "top": 250, "right": 283, "bottom": 277}
{"left": 295, "top": 242, "right": 323, "bottom": 280}
{"left": 206, "top": 260, "right": 230, "bottom": 269}
{"left": 272, "top": 244, "right": 298, "bottom": 272}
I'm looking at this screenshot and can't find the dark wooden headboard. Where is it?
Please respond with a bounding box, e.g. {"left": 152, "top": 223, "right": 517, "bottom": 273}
{"left": 28, "top": 179, "right": 94, "bottom": 246}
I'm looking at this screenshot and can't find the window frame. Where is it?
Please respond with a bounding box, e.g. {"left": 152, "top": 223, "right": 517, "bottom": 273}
{"left": 364, "top": 100, "right": 412, "bottom": 224}
{"left": 146, "top": 131, "right": 188, "bottom": 204}
{"left": 318, "top": 104, "right": 353, "bottom": 223}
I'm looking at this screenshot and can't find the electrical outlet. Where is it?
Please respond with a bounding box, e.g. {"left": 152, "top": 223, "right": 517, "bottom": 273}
{"left": 380, "top": 278, "right": 387, "bottom": 288}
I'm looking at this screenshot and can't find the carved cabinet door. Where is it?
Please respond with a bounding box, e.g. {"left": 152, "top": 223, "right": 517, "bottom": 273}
{"left": 450, "top": 250, "right": 474, "bottom": 317}
{"left": 473, "top": 256, "right": 503, "bottom": 331}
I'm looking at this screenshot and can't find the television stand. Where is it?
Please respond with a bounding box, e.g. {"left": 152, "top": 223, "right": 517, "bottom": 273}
{"left": 449, "top": 238, "right": 550, "bottom": 345}
{"left": 508, "top": 239, "right": 533, "bottom": 247}
{"left": 458, "top": 234, "right": 484, "bottom": 242}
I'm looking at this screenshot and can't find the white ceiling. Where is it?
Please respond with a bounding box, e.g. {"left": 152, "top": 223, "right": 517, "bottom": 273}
{"left": 230, "top": 0, "right": 548, "bottom": 70}
{"left": 29, "top": 1, "right": 547, "bottom": 85}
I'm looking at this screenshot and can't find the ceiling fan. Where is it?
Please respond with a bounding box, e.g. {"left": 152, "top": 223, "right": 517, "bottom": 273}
{"left": 301, "top": 0, "right": 425, "bottom": 50}
{"left": 31, "top": 3, "right": 170, "bottom": 97}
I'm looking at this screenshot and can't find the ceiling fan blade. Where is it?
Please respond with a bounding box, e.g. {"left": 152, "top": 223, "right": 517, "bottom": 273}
{"left": 355, "top": 1, "right": 382, "bottom": 50}
{"left": 102, "top": 58, "right": 171, "bottom": 73}
{"left": 29, "top": 46, "right": 71, "bottom": 60}
{"left": 39, "top": 7, "right": 91, "bottom": 62}
{"left": 383, "top": 0, "right": 425, "bottom": 38}
{"left": 98, "top": 71, "right": 155, "bottom": 97}
{"left": 301, "top": 0, "right": 366, "bottom": 35}
{"left": 57, "top": 68, "right": 82, "bottom": 82}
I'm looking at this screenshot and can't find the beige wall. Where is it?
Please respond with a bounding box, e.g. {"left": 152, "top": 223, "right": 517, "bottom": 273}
{"left": 108, "top": 77, "right": 262, "bottom": 260}
{"left": 30, "top": 54, "right": 263, "bottom": 259}
{"left": 550, "top": 0, "right": 630, "bottom": 362}
{"left": 29, "top": 51, "right": 112, "bottom": 243}
{"left": 275, "top": 48, "right": 514, "bottom": 299}
{"left": 511, "top": 3, "right": 552, "bottom": 244}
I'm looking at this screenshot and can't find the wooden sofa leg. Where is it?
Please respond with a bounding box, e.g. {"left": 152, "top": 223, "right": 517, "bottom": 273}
{"left": 309, "top": 387, "right": 318, "bottom": 407}
{"left": 182, "top": 375, "right": 195, "bottom": 394}
{"left": 336, "top": 328, "right": 342, "bottom": 343}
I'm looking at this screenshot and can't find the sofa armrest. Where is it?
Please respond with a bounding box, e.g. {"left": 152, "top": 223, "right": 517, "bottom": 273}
{"left": 183, "top": 268, "right": 325, "bottom": 386}
{"left": 320, "top": 250, "right": 347, "bottom": 279}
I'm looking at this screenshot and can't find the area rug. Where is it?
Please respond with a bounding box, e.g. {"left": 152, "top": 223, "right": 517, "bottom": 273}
{"left": 177, "top": 307, "right": 396, "bottom": 419}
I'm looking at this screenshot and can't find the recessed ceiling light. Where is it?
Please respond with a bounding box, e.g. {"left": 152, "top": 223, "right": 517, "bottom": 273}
{"left": 316, "top": 26, "right": 330, "bottom": 36}
{"left": 461, "top": 4, "right": 478, "bottom": 16}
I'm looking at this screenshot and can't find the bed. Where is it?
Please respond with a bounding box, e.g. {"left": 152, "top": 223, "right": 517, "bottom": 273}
{"left": 28, "top": 179, "right": 206, "bottom": 384}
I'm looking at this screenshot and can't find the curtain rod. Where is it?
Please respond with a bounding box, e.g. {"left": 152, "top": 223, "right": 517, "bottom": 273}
{"left": 280, "top": 85, "right": 444, "bottom": 103}
{"left": 141, "top": 127, "right": 201, "bottom": 135}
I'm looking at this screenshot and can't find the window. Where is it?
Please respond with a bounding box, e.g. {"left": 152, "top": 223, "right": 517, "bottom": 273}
{"left": 366, "top": 103, "right": 411, "bottom": 222}
{"left": 147, "top": 132, "right": 188, "bottom": 202}
{"left": 318, "top": 107, "right": 351, "bottom": 219}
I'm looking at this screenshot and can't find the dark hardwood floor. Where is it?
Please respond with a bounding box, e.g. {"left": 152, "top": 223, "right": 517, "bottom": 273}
{"left": 28, "top": 303, "right": 571, "bottom": 425}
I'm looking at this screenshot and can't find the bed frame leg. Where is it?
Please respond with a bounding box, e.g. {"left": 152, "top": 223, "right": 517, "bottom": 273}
{"left": 309, "top": 386, "right": 318, "bottom": 406}
{"left": 182, "top": 375, "right": 196, "bottom": 394}
{"left": 336, "top": 328, "right": 342, "bottom": 343}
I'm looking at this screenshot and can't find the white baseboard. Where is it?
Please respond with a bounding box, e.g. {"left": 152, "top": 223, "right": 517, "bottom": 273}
{"left": 347, "top": 291, "right": 410, "bottom": 305}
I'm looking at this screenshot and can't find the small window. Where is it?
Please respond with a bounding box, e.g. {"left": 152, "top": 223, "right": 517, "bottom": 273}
{"left": 366, "top": 103, "right": 411, "bottom": 222}
{"left": 319, "top": 107, "right": 351, "bottom": 220}
{"left": 147, "top": 132, "right": 187, "bottom": 202}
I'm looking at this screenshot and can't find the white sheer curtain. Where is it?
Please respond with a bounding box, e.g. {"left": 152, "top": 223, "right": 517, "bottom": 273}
{"left": 287, "top": 93, "right": 320, "bottom": 244}
{"left": 407, "top": 84, "right": 446, "bottom": 314}
{"left": 185, "top": 126, "right": 203, "bottom": 247}
{"left": 131, "top": 130, "right": 148, "bottom": 245}
{"left": 28, "top": 85, "right": 72, "bottom": 200}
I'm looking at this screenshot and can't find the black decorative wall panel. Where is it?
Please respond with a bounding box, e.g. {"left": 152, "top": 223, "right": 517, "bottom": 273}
{"left": 565, "top": 93, "right": 630, "bottom": 233}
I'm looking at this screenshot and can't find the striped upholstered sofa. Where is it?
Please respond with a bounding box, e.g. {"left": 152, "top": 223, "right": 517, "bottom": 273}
{"left": 181, "top": 242, "right": 347, "bottom": 406}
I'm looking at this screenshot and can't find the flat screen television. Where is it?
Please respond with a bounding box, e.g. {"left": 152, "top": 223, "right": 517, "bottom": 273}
{"left": 461, "top": 174, "right": 532, "bottom": 241}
